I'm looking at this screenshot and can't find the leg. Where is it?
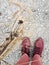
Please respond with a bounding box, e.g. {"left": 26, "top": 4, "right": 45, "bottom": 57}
{"left": 15, "top": 53, "right": 30, "bottom": 65}
{"left": 31, "top": 54, "right": 42, "bottom": 65}
{"left": 15, "top": 37, "right": 30, "bottom": 65}
{"left": 31, "top": 37, "right": 44, "bottom": 65}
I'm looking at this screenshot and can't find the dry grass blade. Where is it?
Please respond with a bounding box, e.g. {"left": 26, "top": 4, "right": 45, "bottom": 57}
{"left": 0, "top": 22, "right": 24, "bottom": 61}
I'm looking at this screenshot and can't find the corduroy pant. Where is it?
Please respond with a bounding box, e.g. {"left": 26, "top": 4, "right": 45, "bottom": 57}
{"left": 15, "top": 53, "right": 42, "bottom": 65}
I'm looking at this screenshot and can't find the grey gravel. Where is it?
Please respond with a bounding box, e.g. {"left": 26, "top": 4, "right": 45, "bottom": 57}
{"left": 0, "top": 0, "right": 49, "bottom": 65}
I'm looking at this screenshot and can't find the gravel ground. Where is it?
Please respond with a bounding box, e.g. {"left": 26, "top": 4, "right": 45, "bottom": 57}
{"left": 0, "top": 0, "right": 49, "bottom": 65}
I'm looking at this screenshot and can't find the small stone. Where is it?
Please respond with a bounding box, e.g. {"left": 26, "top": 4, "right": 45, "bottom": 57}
{"left": 18, "top": 20, "right": 23, "bottom": 24}
{"left": 0, "top": 12, "right": 2, "bottom": 16}
{"left": 14, "top": 33, "right": 18, "bottom": 37}
{"left": 6, "top": 37, "right": 9, "bottom": 40}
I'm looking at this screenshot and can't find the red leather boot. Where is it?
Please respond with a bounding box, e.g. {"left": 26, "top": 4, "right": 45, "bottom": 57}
{"left": 21, "top": 37, "right": 30, "bottom": 56}
{"left": 15, "top": 37, "right": 30, "bottom": 65}
{"left": 33, "top": 37, "right": 44, "bottom": 57}
{"left": 31, "top": 37, "right": 44, "bottom": 65}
